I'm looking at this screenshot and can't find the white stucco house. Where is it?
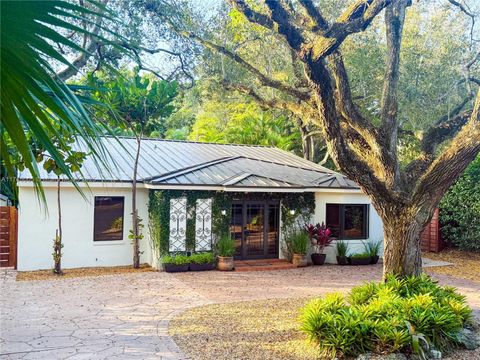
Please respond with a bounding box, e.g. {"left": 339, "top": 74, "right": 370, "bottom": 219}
{"left": 16, "top": 137, "right": 383, "bottom": 271}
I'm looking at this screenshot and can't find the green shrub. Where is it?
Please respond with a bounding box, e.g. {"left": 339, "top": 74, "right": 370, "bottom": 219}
{"left": 190, "top": 252, "right": 215, "bottom": 264}
{"left": 289, "top": 230, "right": 309, "bottom": 255}
{"left": 440, "top": 155, "right": 480, "bottom": 251}
{"left": 216, "top": 235, "right": 236, "bottom": 257}
{"left": 299, "top": 274, "right": 472, "bottom": 359}
{"left": 350, "top": 252, "right": 371, "bottom": 259}
{"left": 364, "top": 239, "right": 382, "bottom": 257}
{"left": 336, "top": 240, "right": 349, "bottom": 257}
{"left": 161, "top": 254, "right": 190, "bottom": 265}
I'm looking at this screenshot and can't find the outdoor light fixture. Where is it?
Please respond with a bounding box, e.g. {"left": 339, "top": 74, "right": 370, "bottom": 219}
{"left": 289, "top": 209, "right": 296, "bottom": 216}
{"left": 221, "top": 209, "right": 227, "bottom": 216}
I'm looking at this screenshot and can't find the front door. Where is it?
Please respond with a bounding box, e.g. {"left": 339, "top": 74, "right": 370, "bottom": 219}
{"left": 230, "top": 200, "right": 280, "bottom": 260}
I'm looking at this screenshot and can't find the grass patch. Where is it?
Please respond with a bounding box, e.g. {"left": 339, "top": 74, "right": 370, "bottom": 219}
{"left": 16, "top": 263, "right": 154, "bottom": 281}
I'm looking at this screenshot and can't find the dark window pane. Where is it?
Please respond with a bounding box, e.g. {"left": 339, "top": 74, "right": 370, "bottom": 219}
{"left": 230, "top": 203, "right": 243, "bottom": 256}
{"left": 344, "top": 205, "right": 367, "bottom": 239}
{"left": 94, "top": 197, "right": 124, "bottom": 241}
{"left": 326, "top": 204, "right": 340, "bottom": 238}
{"left": 267, "top": 204, "right": 279, "bottom": 255}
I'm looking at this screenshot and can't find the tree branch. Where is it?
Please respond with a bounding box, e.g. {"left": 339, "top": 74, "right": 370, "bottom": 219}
{"left": 298, "top": 0, "right": 329, "bottom": 32}
{"left": 56, "top": 0, "right": 107, "bottom": 81}
{"left": 229, "top": 0, "right": 275, "bottom": 31}
{"left": 264, "top": 0, "right": 305, "bottom": 51}
{"left": 412, "top": 90, "right": 480, "bottom": 207}
{"left": 447, "top": 0, "right": 478, "bottom": 45}
{"left": 182, "top": 31, "right": 310, "bottom": 101}
{"left": 306, "top": 0, "right": 391, "bottom": 62}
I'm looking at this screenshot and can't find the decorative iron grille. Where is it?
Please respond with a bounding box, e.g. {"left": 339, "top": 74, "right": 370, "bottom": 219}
{"left": 169, "top": 197, "right": 187, "bottom": 252}
{"left": 195, "top": 198, "right": 212, "bottom": 251}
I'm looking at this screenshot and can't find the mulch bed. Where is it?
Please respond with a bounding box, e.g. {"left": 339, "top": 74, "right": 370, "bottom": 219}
{"left": 170, "top": 297, "right": 322, "bottom": 360}
{"left": 424, "top": 249, "right": 480, "bottom": 284}
{"left": 16, "top": 263, "right": 154, "bottom": 281}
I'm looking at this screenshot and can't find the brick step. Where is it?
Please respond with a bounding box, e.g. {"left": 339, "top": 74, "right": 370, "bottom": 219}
{"left": 234, "top": 259, "right": 297, "bottom": 272}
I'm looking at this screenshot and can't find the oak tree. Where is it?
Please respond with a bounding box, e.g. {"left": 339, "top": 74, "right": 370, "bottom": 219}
{"left": 151, "top": 0, "right": 480, "bottom": 277}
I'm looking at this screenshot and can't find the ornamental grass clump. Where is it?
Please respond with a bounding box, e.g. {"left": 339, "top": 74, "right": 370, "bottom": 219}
{"left": 299, "top": 274, "right": 473, "bottom": 359}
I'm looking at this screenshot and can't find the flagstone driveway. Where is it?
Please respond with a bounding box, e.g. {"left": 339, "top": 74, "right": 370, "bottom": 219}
{"left": 1, "top": 265, "right": 479, "bottom": 360}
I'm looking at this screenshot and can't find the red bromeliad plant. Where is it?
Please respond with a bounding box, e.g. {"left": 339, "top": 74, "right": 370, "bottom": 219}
{"left": 305, "top": 222, "right": 333, "bottom": 254}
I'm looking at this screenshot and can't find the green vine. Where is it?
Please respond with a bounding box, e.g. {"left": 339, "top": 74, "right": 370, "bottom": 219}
{"left": 148, "top": 190, "right": 314, "bottom": 257}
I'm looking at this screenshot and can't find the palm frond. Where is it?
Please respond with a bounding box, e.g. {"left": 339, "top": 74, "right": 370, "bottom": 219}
{"left": 0, "top": 0, "right": 126, "bottom": 204}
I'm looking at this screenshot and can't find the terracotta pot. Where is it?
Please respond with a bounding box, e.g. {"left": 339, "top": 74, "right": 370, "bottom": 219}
{"left": 217, "top": 256, "right": 234, "bottom": 271}
{"left": 164, "top": 264, "right": 189, "bottom": 272}
{"left": 370, "top": 255, "right": 380, "bottom": 264}
{"left": 292, "top": 253, "right": 307, "bottom": 267}
{"left": 190, "top": 263, "right": 215, "bottom": 271}
{"left": 311, "top": 253, "right": 327, "bottom": 265}
{"left": 336, "top": 256, "right": 349, "bottom": 265}
{"left": 349, "top": 257, "right": 372, "bottom": 265}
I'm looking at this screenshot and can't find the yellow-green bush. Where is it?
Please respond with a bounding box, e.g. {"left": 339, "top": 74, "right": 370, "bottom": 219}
{"left": 299, "top": 275, "right": 472, "bottom": 359}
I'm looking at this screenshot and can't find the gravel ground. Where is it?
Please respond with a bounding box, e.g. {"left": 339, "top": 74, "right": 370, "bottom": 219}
{"left": 424, "top": 249, "right": 480, "bottom": 284}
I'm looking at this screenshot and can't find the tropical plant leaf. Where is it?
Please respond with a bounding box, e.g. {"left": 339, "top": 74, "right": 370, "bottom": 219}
{"left": 0, "top": 0, "right": 129, "bottom": 204}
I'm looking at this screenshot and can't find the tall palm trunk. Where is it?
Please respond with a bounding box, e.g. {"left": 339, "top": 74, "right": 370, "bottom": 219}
{"left": 132, "top": 135, "right": 142, "bottom": 268}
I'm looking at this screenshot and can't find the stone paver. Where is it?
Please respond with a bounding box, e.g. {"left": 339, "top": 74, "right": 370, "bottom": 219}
{"left": 1, "top": 265, "right": 479, "bottom": 359}
{"left": 0, "top": 270, "right": 210, "bottom": 360}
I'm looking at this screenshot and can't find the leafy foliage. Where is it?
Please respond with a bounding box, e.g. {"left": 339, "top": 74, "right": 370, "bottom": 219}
{"left": 440, "top": 155, "right": 480, "bottom": 251}
{"left": 0, "top": 0, "right": 121, "bottom": 200}
{"left": 189, "top": 252, "right": 215, "bottom": 264}
{"left": 305, "top": 222, "right": 333, "bottom": 254}
{"left": 336, "top": 240, "right": 350, "bottom": 257}
{"left": 299, "top": 275, "right": 472, "bottom": 359}
{"left": 287, "top": 230, "right": 309, "bottom": 255}
{"left": 363, "top": 239, "right": 382, "bottom": 257}
{"left": 216, "top": 235, "right": 236, "bottom": 257}
{"left": 161, "top": 254, "right": 190, "bottom": 265}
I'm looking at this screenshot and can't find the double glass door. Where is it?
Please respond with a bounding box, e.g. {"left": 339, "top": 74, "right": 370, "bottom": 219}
{"left": 230, "top": 201, "right": 280, "bottom": 259}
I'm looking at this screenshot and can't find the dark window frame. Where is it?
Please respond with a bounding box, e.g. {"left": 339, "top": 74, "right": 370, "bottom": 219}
{"left": 326, "top": 203, "right": 369, "bottom": 240}
{"left": 93, "top": 196, "right": 125, "bottom": 242}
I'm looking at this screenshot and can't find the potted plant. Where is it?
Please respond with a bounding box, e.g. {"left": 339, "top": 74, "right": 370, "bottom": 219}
{"left": 216, "top": 235, "right": 235, "bottom": 271}
{"left": 307, "top": 222, "right": 334, "bottom": 265}
{"left": 336, "top": 240, "right": 349, "bottom": 265}
{"left": 189, "top": 252, "right": 215, "bottom": 271}
{"left": 161, "top": 254, "right": 190, "bottom": 272}
{"left": 289, "top": 230, "right": 309, "bottom": 267}
{"left": 349, "top": 252, "right": 372, "bottom": 265}
{"left": 364, "top": 239, "right": 382, "bottom": 264}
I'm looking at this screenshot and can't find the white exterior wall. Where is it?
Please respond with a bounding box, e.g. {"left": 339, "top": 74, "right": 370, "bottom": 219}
{"left": 17, "top": 184, "right": 153, "bottom": 271}
{"left": 313, "top": 191, "right": 384, "bottom": 263}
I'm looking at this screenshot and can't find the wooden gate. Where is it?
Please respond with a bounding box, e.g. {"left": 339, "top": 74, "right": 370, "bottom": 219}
{"left": 0, "top": 206, "right": 18, "bottom": 268}
{"left": 421, "top": 208, "right": 444, "bottom": 253}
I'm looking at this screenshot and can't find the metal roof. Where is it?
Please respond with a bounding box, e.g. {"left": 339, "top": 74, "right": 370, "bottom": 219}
{"left": 18, "top": 136, "right": 359, "bottom": 190}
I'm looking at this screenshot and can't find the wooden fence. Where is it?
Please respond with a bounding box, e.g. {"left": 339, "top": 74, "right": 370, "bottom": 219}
{"left": 0, "top": 206, "right": 18, "bottom": 268}
{"left": 421, "top": 208, "right": 444, "bottom": 253}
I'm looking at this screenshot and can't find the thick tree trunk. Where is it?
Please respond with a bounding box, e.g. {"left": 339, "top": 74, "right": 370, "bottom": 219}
{"left": 132, "top": 136, "right": 142, "bottom": 269}
{"left": 382, "top": 218, "right": 423, "bottom": 277}
{"left": 376, "top": 202, "right": 436, "bottom": 277}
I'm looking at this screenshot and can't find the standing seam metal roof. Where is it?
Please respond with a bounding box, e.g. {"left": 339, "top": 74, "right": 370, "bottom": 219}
{"left": 18, "top": 136, "right": 359, "bottom": 189}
